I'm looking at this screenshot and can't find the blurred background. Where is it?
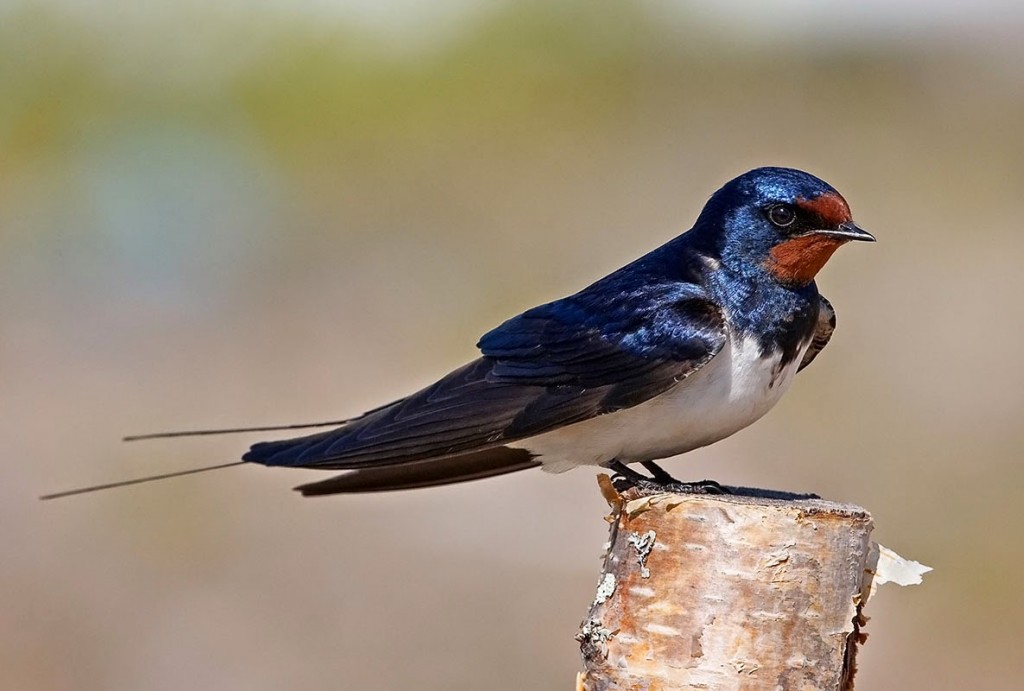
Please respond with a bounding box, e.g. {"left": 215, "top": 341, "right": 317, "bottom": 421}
{"left": 5, "top": 1, "right": 1023, "bottom": 689}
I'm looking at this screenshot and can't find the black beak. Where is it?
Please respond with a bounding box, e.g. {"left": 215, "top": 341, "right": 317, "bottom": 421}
{"left": 814, "top": 221, "right": 876, "bottom": 242}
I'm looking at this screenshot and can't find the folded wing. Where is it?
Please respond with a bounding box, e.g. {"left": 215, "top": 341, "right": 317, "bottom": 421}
{"left": 798, "top": 295, "right": 835, "bottom": 372}
{"left": 244, "top": 286, "right": 727, "bottom": 492}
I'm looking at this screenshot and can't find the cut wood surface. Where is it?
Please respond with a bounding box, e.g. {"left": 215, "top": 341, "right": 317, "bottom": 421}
{"left": 576, "top": 477, "right": 876, "bottom": 691}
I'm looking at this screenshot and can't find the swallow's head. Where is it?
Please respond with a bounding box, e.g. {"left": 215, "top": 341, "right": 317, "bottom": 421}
{"left": 697, "top": 167, "right": 874, "bottom": 286}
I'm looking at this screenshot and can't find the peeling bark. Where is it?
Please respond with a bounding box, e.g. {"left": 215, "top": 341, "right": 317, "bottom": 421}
{"left": 577, "top": 477, "right": 874, "bottom": 691}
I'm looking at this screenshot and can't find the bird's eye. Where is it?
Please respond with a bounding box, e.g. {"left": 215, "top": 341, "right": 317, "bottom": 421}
{"left": 767, "top": 205, "right": 796, "bottom": 228}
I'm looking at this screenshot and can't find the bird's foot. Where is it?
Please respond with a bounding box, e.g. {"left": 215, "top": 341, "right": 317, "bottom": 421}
{"left": 663, "top": 478, "right": 732, "bottom": 495}
{"left": 607, "top": 461, "right": 732, "bottom": 495}
{"left": 614, "top": 477, "right": 733, "bottom": 495}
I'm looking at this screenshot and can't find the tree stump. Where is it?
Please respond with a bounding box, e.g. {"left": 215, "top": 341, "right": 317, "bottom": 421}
{"left": 576, "top": 477, "right": 877, "bottom": 691}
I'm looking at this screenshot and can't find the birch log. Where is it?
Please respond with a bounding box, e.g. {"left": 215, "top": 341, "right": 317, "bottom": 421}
{"left": 576, "top": 476, "right": 875, "bottom": 691}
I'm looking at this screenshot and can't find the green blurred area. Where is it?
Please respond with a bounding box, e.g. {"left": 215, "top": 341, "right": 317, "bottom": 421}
{"left": 4, "top": 3, "right": 1023, "bottom": 690}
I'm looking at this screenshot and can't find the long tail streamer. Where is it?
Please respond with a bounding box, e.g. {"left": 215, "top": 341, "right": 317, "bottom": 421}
{"left": 40, "top": 462, "right": 246, "bottom": 500}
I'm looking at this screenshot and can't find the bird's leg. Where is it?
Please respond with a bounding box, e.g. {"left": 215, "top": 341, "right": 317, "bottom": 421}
{"left": 607, "top": 460, "right": 652, "bottom": 486}
{"left": 608, "top": 460, "right": 678, "bottom": 494}
{"left": 640, "top": 460, "right": 678, "bottom": 484}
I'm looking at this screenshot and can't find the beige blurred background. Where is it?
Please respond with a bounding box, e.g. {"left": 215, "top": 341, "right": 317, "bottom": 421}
{"left": 5, "top": 1, "right": 1024, "bottom": 689}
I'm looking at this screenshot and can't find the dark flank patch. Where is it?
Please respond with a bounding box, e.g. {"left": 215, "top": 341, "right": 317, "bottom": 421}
{"left": 796, "top": 192, "right": 852, "bottom": 228}
{"left": 765, "top": 235, "right": 846, "bottom": 285}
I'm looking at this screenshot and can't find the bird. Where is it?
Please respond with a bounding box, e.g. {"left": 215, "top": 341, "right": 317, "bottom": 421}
{"left": 41, "top": 167, "right": 873, "bottom": 500}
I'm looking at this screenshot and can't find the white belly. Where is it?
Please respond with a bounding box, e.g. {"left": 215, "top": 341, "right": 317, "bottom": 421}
{"left": 509, "top": 334, "right": 810, "bottom": 472}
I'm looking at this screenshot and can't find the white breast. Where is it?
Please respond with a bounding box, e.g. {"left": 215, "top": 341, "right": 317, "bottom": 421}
{"left": 510, "top": 334, "right": 810, "bottom": 473}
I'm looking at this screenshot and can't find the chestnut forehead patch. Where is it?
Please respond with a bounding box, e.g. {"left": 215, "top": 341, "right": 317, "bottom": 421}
{"left": 796, "top": 192, "right": 851, "bottom": 228}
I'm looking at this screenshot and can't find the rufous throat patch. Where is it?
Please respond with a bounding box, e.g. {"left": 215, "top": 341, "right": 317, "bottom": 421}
{"left": 766, "top": 234, "right": 847, "bottom": 285}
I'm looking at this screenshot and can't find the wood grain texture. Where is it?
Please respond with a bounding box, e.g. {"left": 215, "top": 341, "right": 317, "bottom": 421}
{"left": 578, "top": 478, "right": 874, "bottom": 691}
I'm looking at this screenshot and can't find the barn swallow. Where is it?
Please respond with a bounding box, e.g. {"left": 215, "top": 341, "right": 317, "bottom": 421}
{"left": 42, "top": 167, "right": 873, "bottom": 500}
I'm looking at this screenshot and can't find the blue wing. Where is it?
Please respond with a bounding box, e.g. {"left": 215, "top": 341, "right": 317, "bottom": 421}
{"left": 244, "top": 283, "right": 726, "bottom": 473}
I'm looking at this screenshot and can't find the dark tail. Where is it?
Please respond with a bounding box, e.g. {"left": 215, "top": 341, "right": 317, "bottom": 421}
{"left": 39, "top": 462, "right": 245, "bottom": 500}
{"left": 122, "top": 399, "right": 403, "bottom": 442}
{"left": 122, "top": 420, "right": 350, "bottom": 442}
{"left": 295, "top": 447, "right": 539, "bottom": 496}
